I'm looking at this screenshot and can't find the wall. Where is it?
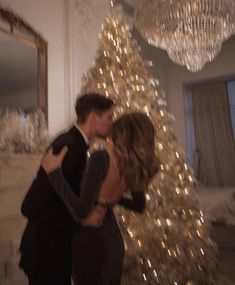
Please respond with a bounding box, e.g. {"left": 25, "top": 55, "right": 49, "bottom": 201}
{"left": 4, "top": 0, "right": 66, "bottom": 135}
{"left": 166, "top": 38, "right": 235, "bottom": 152}
{"left": 2, "top": 0, "right": 65, "bottom": 134}
{"left": 3, "top": 0, "right": 111, "bottom": 135}
{"left": 4, "top": 0, "right": 234, "bottom": 147}
{"left": 64, "top": 0, "right": 110, "bottom": 124}
{"left": 125, "top": 6, "right": 235, "bottom": 154}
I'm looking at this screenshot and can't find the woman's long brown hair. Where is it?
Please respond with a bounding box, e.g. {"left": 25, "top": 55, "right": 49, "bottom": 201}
{"left": 111, "top": 112, "right": 159, "bottom": 191}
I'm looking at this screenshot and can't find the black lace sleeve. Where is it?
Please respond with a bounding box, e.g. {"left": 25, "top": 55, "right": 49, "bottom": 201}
{"left": 48, "top": 150, "right": 109, "bottom": 223}
{"left": 118, "top": 191, "right": 146, "bottom": 213}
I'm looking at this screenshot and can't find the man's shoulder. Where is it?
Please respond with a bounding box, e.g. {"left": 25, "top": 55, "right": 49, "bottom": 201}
{"left": 50, "top": 127, "right": 85, "bottom": 151}
{"left": 51, "top": 127, "right": 74, "bottom": 143}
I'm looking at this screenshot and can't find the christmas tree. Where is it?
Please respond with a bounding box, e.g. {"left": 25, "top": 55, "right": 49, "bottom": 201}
{"left": 81, "top": 12, "right": 217, "bottom": 285}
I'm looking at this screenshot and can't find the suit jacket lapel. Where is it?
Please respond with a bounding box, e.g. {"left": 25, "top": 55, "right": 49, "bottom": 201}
{"left": 69, "top": 126, "right": 89, "bottom": 152}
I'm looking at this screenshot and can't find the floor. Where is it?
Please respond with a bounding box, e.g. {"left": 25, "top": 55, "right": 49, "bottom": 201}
{"left": 211, "top": 223, "right": 235, "bottom": 284}
{"left": 0, "top": 222, "right": 234, "bottom": 285}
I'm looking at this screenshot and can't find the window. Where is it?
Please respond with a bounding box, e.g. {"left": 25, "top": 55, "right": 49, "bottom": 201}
{"left": 227, "top": 80, "right": 235, "bottom": 138}
{"left": 184, "top": 79, "right": 235, "bottom": 175}
{"left": 184, "top": 89, "right": 195, "bottom": 168}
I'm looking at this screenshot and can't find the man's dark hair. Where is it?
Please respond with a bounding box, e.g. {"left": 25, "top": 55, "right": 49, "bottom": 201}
{"left": 75, "top": 93, "right": 114, "bottom": 123}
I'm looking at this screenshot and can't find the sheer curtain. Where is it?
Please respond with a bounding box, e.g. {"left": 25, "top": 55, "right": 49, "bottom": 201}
{"left": 191, "top": 81, "right": 235, "bottom": 186}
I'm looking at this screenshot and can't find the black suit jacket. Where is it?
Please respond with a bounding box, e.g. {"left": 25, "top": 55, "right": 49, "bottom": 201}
{"left": 19, "top": 126, "right": 89, "bottom": 275}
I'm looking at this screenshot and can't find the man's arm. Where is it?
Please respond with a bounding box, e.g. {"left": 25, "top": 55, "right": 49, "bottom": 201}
{"left": 21, "top": 138, "right": 85, "bottom": 228}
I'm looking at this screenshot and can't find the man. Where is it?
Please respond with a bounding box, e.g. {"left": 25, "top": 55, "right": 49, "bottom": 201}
{"left": 19, "top": 93, "right": 114, "bottom": 285}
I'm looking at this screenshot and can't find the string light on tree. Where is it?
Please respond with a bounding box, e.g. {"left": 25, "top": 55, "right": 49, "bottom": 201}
{"left": 82, "top": 12, "right": 217, "bottom": 285}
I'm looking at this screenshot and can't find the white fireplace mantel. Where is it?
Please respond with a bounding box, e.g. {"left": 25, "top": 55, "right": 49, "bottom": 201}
{"left": 0, "top": 152, "right": 41, "bottom": 242}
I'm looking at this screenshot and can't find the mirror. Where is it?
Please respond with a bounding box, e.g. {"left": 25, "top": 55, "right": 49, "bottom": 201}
{"left": 0, "top": 7, "right": 48, "bottom": 127}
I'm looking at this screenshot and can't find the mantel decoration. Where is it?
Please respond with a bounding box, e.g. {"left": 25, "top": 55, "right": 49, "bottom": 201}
{"left": 134, "top": 0, "right": 235, "bottom": 72}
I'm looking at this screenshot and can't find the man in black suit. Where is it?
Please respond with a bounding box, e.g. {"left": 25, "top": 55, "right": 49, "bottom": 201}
{"left": 19, "top": 93, "right": 114, "bottom": 285}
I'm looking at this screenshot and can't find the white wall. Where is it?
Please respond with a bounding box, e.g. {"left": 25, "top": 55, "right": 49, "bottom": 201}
{"left": 166, "top": 38, "right": 235, "bottom": 152}
{"left": 4, "top": 0, "right": 66, "bottom": 135}
{"left": 4, "top": 0, "right": 111, "bottom": 135}
{"left": 65, "top": 0, "right": 110, "bottom": 124}
{"left": 5, "top": 0, "right": 234, "bottom": 148}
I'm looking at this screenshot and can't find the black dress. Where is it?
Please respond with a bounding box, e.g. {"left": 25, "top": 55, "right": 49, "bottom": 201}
{"left": 48, "top": 150, "right": 146, "bottom": 285}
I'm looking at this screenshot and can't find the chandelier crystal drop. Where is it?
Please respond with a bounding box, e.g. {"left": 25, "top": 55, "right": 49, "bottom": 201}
{"left": 134, "top": 0, "right": 235, "bottom": 72}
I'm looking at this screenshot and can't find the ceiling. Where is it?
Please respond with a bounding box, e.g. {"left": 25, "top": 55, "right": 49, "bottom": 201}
{"left": 0, "top": 1, "right": 235, "bottom": 98}
{"left": 120, "top": 0, "right": 235, "bottom": 75}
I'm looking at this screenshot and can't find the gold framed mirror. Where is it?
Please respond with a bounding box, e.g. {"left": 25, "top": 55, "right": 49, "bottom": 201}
{"left": 0, "top": 6, "right": 48, "bottom": 128}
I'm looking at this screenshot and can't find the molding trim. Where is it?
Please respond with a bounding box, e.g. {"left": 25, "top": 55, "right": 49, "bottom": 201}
{"left": 63, "top": 0, "right": 94, "bottom": 125}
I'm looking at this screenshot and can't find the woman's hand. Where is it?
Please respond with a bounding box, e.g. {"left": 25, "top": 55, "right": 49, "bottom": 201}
{"left": 41, "top": 146, "right": 68, "bottom": 174}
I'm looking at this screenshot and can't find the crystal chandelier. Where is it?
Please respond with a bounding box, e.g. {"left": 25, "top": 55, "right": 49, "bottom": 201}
{"left": 134, "top": 0, "right": 235, "bottom": 72}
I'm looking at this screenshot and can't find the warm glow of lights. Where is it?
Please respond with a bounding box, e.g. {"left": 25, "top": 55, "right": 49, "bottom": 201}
{"left": 80, "top": 14, "right": 217, "bottom": 284}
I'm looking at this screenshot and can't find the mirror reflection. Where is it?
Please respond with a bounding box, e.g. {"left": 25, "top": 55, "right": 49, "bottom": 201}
{"left": 0, "top": 14, "right": 47, "bottom": 127}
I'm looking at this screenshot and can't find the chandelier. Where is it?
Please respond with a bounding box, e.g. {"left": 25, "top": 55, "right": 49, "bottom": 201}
{"left": 134, "top": 0, "right": 235, "bottom": 72}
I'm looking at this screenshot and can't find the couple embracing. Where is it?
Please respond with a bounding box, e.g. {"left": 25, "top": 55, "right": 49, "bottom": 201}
{"left": 19, "top": 93, "right": 159, "bottom": 285}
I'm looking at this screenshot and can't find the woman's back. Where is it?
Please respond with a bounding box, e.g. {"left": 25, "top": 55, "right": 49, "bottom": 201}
{"left": 98, "top": 144, "right": 125, "bottom": 205}
{"left": 72, "top": 149, "right": 125, "bottom": 285}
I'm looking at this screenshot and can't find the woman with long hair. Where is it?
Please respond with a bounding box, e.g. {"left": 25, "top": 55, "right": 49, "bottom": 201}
{"left": 42, "top": 112, "right": 159, "bottom": 285}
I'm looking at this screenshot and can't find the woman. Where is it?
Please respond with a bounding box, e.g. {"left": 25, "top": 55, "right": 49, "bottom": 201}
{"left": 42, "top": 112, "right": 159, "bottom": 285}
